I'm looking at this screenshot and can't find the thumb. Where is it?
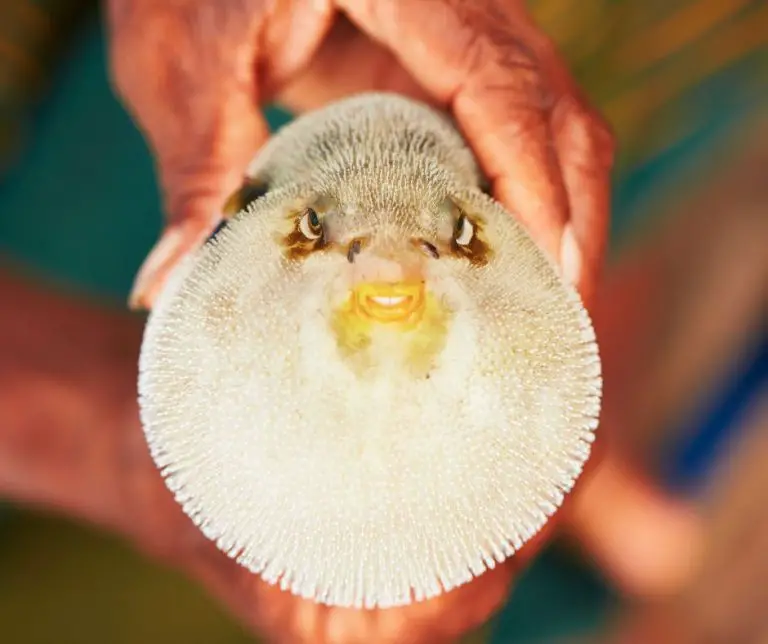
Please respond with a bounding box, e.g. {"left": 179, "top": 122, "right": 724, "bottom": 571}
{"left": 129, "top": 96, "right": 269, "bottom": 310}
{"left": 106, "top": 0, "right": 271, "bottom": 310}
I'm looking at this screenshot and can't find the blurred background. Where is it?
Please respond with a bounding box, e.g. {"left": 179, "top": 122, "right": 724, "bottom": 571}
{"left": 0, "top": 0, "right": 766, "bottom": 642}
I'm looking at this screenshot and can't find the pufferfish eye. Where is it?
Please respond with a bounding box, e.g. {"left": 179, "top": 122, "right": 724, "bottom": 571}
{"left": 454, "top": 213, "right": 475, "bottom": 246}
{"left": 298, "top": 208, "right": 323, "bottom": 240}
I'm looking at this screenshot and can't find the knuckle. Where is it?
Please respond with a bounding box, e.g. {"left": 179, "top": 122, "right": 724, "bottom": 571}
{"left": 107, "top": 2, "right": 269, "bottom": 213}
{"left": 406, "top": 0, "right": 551, "bottom": 111}
{"left": 467, "top": 48, "right": 552, "bottom": 117}
{"left": 460, "top": 18, "right": 550, "bottom": 111}
{"left": 554, "top": 94, "right": 616, "bottom": 169}
{"left": 107, "top": 0, "right": 265, "bottom": 100}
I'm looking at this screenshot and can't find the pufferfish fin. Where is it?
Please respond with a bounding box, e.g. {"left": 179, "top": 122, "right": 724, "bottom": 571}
{"left": 222, "top": 175, "right": 271, "bottom": 218}
{"left": 207, "top": 176, "right": 271, "bottom": 244}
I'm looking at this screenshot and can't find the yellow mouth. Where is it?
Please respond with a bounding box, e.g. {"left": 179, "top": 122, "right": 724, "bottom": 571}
{"left": 352, "top": 281, "right": 426, "bottom": 324}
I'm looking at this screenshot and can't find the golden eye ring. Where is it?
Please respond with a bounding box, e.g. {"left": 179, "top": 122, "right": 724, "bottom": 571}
{"left": 454, "top": 213, "right": 475, "bottom": 246}
{"left": 299, "top": 208, "right": 323, "bottom": 240}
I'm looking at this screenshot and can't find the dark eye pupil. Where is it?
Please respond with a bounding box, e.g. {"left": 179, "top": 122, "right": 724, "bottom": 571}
{"left": 455, "top": 215, "right": 465, "bottom": 235}
{"left": 308, "top": 209, "right": 320, "bottom": 229}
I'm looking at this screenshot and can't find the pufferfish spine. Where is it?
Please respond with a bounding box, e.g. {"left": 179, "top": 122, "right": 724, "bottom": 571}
{"left": 137, "top": 92, "right": 602, "bottom": 610}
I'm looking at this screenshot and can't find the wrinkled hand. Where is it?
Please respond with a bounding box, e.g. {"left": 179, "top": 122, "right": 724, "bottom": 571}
{"left": 102, "top": 1, "right": 700, "bottom": 642}
{"left": 107, "top": 0, "right": 612, "bottom": 310}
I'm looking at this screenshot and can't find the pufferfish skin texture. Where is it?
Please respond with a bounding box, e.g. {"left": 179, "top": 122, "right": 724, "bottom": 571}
{"left": 138, "top": 92, "right": 602, "bottom": 610}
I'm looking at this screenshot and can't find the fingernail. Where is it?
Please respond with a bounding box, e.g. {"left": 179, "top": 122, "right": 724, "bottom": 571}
{"left": 560, "top": 223, "right": 582, "bottom": 287}
{"left": 128, "top": 227, "right": 184, "bottom": 310}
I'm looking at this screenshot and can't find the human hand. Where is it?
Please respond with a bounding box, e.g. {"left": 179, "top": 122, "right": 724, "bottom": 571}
{"left": 103, "top": 1, "right": 700, "bottom": 641}
{"left": 0, "top": 266, "right": 700, "bottom": 644}
{"left": 107, "top": 0, "right": 613, "bottom": 311}
{"left": 0, "top": 269, "right": 544, "bottom": 644}
{"left": 0, "top": 272, "right": 701, "bottom": 644}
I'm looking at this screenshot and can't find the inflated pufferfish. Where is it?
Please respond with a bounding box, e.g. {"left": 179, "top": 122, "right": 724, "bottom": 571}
{"left": 138, "top": 92, "right": 601, "bottom": 610}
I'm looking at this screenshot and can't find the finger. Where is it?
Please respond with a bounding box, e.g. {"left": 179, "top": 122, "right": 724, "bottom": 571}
{"left": 107, "top": 2, "right": 267, "bottom": 308}
{"left": 127, "top": 214, "right": 223, "bottom": 310}
{"left": 181, "top": 518, "right": 541, "bottom": 644}
{"left": 564, "top": 448, "right": 705, "bottom": 597}
{"left": 128, "top": 64, "right": 272, "bottom": 310}
{"left": 551, "top": 92, "right": 615, "bottom": 302}
{"left": 107, "top": 1, "right": 273, "bottom": 219}
{"left": 339, "top": 0, "right": 570, "bottom": 264}
{"left": 107, "top": 0, "right": 334, "bottom": 309}
{"left": 181, "top": 540, "right": 521, "bottom": 644}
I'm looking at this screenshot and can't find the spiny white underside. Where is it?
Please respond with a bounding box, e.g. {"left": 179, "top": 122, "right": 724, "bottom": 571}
{"left": 138, "top": 93, "right": 602, "bottom": 609}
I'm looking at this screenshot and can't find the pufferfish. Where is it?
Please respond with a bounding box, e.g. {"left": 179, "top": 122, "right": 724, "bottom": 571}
{"left": 137, "top": 92, "right": 602, "bottom": 611}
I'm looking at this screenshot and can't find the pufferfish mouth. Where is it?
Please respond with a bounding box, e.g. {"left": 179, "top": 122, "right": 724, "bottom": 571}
{"left": 352, "top": 281, "right": 426, "bottom": 324}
